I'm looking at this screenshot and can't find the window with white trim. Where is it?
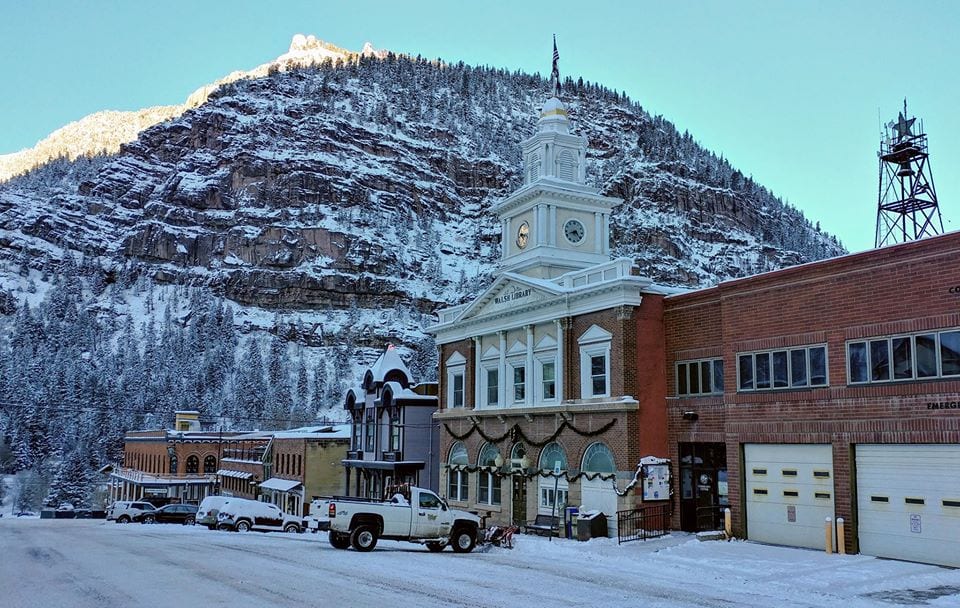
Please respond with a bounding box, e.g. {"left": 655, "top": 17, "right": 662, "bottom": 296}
{"left": 541, "top": 360, "right": 556, "bottom": 400}
{"left": 484, "top": 367, "right": 499, "bottom": 407}
{"left": 511, "top": 363, "right": 526, "bottom": 403}
{"left": 737, "top": 345, "right": 827, "bottom": 391}
{"left": 365, "top": 410, "right": 375, "bottom": 452}
{"left": 537, "top": 442, "right": 568, "bottom": 515}
{"left": 676, "top": 358, "right": 724, "bottom": 396}
{"left": 578, "top": 325, "right": 612, "bottom": 399}
{"left": 848, "top": 329, "right": 960, "bottom": 384}
{"left": 445, "top": 352, "right": 467, "bottom": 409}
{"left": 447, "top": 442, "right": 469, "bottom": 502}
{"left": 477, "top": 443, "right": 501, "bottom": 506}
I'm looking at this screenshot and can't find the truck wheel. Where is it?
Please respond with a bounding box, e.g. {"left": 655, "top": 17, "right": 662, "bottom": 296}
{"left": 329, "top": 531, "right": 351, "bottom": 549}
{"left": 426, "top": 542, "right": 446, "bottom": 552}
{"left": 450, "top": 526, "right": 477, "bottom": 553}
{"left": 284, "top": 523, "right": 300, "bottom": 533}
{"left": 117, "top": 515, "right": 130, "bottom": 524}
{"left": 350, "top": 524, "right": 378, "bottom": 552}
{"left": 235, "top": 520, "right": 252, "bottom": 533}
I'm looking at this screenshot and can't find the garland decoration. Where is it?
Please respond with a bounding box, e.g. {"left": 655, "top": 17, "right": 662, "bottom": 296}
{"left": 443, "top": 418, "right": 617, "bottom": 448}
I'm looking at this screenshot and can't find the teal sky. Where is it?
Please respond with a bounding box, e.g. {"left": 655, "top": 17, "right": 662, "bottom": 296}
{"left": 1, "top": 0, "right": 958, "bottom": 253}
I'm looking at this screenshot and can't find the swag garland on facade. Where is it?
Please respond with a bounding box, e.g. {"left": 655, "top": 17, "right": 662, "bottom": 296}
{"left": 443, "top": 418, "right": 617, "bottom": 448}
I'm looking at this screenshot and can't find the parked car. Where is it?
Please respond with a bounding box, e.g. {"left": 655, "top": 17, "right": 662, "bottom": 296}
{"left": 136, "top": 504, "right": 199, "bottom": 525}
{"left": 216, "top": 498, "right": 303, "bottom": 533}
{"left": 107, "top": 500, "right": 156, "bottom": 523}
{"left": 196, "top": 496, "right": 233, "bottom": 530}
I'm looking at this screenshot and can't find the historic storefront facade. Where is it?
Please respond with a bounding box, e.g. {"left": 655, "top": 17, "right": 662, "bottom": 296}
{"left": 431, "top": 93, "right": 673, "bottom": 534}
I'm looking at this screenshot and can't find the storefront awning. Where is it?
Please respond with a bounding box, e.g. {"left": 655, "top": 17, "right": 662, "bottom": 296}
{"left": 259, "top": 477, "right": 302, "bottom": 492}
{"left": 217, "top": 469, "right": 253, "bottom": 479}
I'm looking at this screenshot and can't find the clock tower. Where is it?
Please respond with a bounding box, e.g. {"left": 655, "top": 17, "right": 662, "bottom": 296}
{"left": 496, "top": 91, "right": 619, "bottom": 279}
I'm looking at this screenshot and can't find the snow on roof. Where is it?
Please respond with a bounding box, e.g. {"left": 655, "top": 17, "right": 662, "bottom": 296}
{"left": 367, "top": 345, "right": 412, "bottom": 383}
{"left": 270, "top": 424, "right": 351, "bottom": 440}
{"left": 259, "top": 477, "right": 303, "bottom": 492}
{"left": 383, "top": 381, "right": 437, "bottom": 401}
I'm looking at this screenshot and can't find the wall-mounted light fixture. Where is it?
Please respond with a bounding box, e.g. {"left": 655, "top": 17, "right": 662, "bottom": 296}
{"left": 682, "top": 411, "right": 699, "bottom": 421}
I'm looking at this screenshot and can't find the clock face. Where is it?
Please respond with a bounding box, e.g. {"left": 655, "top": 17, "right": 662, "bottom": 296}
{"left": 563, "top": 219, "right": 585, "bottom": 244}
{"left": 516, "top": 221, "right": 530, "bottom": 249}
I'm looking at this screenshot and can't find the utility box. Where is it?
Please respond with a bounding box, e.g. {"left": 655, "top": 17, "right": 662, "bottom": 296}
{"left": 565, "top": 506, "right": 579, "bottom": 539}
{"left": 577, "top": 510, "right": 607, "bottom": 541}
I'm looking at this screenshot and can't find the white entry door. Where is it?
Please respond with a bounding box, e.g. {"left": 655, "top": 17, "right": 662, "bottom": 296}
{"left": 580, "top": 476, "right": 619, "bottom": 538}
{"left": 744, "top": 444, "right": 835, "bottom": 550}
{"left": 856, "top": 444, "right": 960, "bottom": 568}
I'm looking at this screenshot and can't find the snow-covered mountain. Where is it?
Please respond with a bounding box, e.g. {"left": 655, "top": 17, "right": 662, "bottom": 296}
{"left": 0, "top": 36, "right": 846, "bottom": 493}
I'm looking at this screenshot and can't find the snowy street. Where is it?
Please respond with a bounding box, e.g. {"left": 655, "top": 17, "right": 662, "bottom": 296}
{"left": 2, "top": 519, "right": 960, "bottom": 607}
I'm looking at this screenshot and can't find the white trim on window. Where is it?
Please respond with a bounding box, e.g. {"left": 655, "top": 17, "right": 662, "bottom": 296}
{"left": 507, "top": 358, "right": 526, "bottom": 405}
{"left": 445, "top": 351, "right": 467, "bottom": 409}
{"left": 578, "top": 325, "right": 612, "bottom": 399}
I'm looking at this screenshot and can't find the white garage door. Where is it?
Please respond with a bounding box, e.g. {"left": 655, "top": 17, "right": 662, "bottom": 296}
{"left": 745, "top": 444, "right": 835, "bottom": 550}
{"left": 856, "top": 444, "right": 960, "bottom": 568}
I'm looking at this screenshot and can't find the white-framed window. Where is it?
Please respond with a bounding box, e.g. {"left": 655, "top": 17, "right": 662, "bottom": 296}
{"left": 556, "top": 149, "right": 577, "bottom": 181}
{"left": 541, "top": 360, "right": 556, "bottom": 401}
{"left": 847, "top": 329, "right": 960, "bottom": 384}
{"left": 537, "top": 442, "right": 568, "bottom": 515}
{"left": 737, "top": 345, "right": 828, "bottom": 391}
{"left": 445, "top": 352, "right": 467, "bottom": 409}
{"left": 477, "top": 443, "right": 501, "bottom": 506}
{"left": 509, "top": 361, "right": 526, "bottom": 403}
{"left": 578, "top": 325, "right": 612, "bottom": 399}
{"left": 676, "top": 358, "right": 724, "bottom": 396}
{"left": 484, "top": 366, "right": 499, "bottom": 407}
{"left": 447, "top": 442, "right": 469, "bottom": 502}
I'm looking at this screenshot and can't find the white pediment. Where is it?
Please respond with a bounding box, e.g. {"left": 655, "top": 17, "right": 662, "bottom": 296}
{"left": 481, "top": 345, "right": 500, "bottom": 359}
{"left": 446, "top": 351, "right": 467, "bottom": 366}
{"left": 535, "top": 335, "right": 558, "bottom": 350}
{"left": 578, "top": 324, "right": 613, "bottom": 345}
{"left": 452, "top": 273, "right": 565, "bottom": 323}
{"left": 507, "top": 340, "right": 527, "bottom": 356}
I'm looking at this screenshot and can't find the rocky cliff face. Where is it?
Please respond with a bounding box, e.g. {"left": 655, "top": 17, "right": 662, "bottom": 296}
{"left": 0, "top": 38, "right": 844, "bottom": 353}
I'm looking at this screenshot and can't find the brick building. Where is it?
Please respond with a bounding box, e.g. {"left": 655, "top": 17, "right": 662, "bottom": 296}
{"left": 665, "top": 231, "right": 960, "bottom": 567}
{"left": 430, "top": 93, "right": 673, "bottom": 535}
{"left": 260, "top": 426, "right": 350, "bottom": 516}
{"left": 109, "top": 411, "right": 268, "bottom": 505}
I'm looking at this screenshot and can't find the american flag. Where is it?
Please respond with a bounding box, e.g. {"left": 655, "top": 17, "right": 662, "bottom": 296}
{"left": 551, "top": 35, "right": 561, "bottom": 96}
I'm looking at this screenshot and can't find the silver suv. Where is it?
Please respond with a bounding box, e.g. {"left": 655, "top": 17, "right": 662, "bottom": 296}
{"left": 107, "top": 500, "right": 156, "bottom": 523}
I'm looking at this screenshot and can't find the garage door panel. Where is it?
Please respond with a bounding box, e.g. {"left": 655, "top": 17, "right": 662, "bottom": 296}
{"left": 856, "top": 444, "right": 960, "bottom": 568}
{"left": 745, "top": 444, "right": 834, "bottom": 550}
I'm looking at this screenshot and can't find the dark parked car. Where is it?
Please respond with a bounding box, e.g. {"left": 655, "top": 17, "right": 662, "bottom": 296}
{"left": 136, "top": 504, "right": 199, "bottom": 525}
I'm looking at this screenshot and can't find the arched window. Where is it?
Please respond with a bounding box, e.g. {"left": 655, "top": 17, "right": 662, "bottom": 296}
{"left": 581, "top": 442, "right": 616, "bottom": 473}
{"left": 477, "top": 443, "right": 501, "bottom": 506}
{"left": 537, "top": 442, "right": 569, "bottom": 514}
{"left": 204, "top": 455, "right": 217, "bottom": 474}
{"left": 510, "top": 443, "right": 527, "bottom": 472}
{"left": 185, "top": 455, "right": 199, "bottom": 475}
{"left": 169, "top": 454, "right": 178, "bottom": 475}
{"left": 447, "top": 442, "right": 469, "bottom": 502}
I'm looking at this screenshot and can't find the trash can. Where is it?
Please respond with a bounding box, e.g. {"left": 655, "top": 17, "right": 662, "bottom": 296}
{"left": 565, "top": 506, "right": 579, "bottom": 539}
{"left": 577, "top": 510, "right": 607, "bottom": 541}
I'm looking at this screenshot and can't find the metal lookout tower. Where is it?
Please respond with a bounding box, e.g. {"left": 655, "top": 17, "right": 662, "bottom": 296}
{"left": 875, "top": 100, "right": 942, "bottom": 248}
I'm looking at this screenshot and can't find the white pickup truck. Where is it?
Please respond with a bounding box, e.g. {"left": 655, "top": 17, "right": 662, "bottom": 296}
{"left": 326, "top": 487, "right": 481, "bottom": 553}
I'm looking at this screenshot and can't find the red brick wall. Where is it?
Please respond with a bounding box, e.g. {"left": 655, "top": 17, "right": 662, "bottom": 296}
{"left": 664, "top": 231, "right": 960, "bottom": 546}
